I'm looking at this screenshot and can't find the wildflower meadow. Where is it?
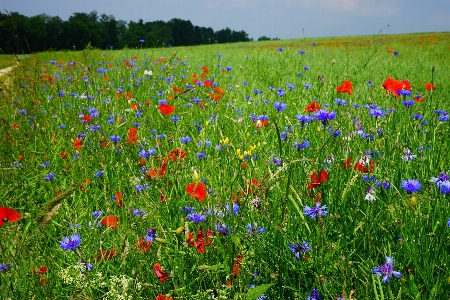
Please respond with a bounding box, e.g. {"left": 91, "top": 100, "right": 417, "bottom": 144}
{"left": 1, "top": 32, "right": 450, "bottom": 299}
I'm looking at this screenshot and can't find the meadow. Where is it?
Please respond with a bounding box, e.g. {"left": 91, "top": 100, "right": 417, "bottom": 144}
{"left": 1, "top": 32, "right": 450, "bottom": 299}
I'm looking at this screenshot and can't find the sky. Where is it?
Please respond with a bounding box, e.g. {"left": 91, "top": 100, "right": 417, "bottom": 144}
{"left": 2, "top": 0, "right": 450, "bottom": 40}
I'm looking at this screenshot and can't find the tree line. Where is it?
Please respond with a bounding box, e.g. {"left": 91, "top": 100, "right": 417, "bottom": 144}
{"left": 0, "top": 11, "right": 254, "bottom": 53}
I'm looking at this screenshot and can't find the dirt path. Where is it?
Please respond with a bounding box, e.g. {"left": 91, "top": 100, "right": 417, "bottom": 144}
{"left": 0, "top": 64, "right": 18, "bottom": 77}
{"left": 0, "top": 63, "right": 19, "bottom": 91}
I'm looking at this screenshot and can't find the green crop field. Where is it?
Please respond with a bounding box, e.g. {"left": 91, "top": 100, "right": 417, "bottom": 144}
{"left": 1, "top": 32, "right": 450, "bottom": 299}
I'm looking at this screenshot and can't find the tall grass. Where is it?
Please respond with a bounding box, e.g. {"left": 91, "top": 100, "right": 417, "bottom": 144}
{"left": 1, "top": 32, "right": 449, "bottom": 299}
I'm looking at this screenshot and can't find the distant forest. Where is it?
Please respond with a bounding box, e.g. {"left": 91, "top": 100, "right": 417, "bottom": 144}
{"left": 0, "top": 11, "right": 276, "bottom": 54}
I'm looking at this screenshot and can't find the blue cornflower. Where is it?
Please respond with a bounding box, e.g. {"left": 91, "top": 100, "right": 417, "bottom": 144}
{"left": 19, "top": 109, "right": 27, "bottom": 115}
{"left": 313, "top": 109, "right": 337, "bottom": 123}
{"left": 276, "top": 88, "right": 285, "bottom": 97}
{"left": 92, "top": 210, "right": 104, "bottom": 218}
{"left": 110, "top": 135, "right": 121, "bottom": 142}
{"left": 171, "top": 116, "right": 180, "bottom": 122}
{"left": 306, "top": 288, "right": 323, "bottom": 300}
{"left": 296, "top": 114, "right": 313, "bottom": 124}
{"left": 293, "top": 139, "right": 310, "bottom": 150}
{"left": 369, "top": 108, "right": 386, "bottom": 118}
{"left": 401, "top": 179, "right": 422, "bottom": 193}
{"left": 298, "top": 50, "right": 305, "bottom": 55}
{"left": 288, "top": 241, "right": 310, "bottom": 259}
{"left": 187, "top": 213, "right": 207, "bottom": 223}
{"left": 304, "top": 83, "right": 312, "bottom": 89}
{"left": 0, "top": 262, "right": 12, "bottom": 272}
{"left": 196, "top": 152, "right": 207, "bottom": 159}
{"left": 274, "top": 101, "right": 287, "bottom": 112}
{"left": 216, "top": 223, "right": 232, "bottom": 236}
{"left": 372, "top": 256, "right": 403, "bottom": 283}
{"left": 144, "top": 228, "right": 158, "bottom": 242}
{"left": 180, "top": 136, "right": 192, "bottom": 144}
{"left": 402, "top": 99, "right": 414, "bottom": 108}
{"left": 59, "top": 234, "right": 81, "bottom": 251}
{"left": 393, "top": 51, "right": 399, "bottom": 56}
{"left": 94, "top": 170, "right": 105, "bottom": 178}
{"left": 304, "top": 66, "right": 310, "bottom": 71}
{"left": 335, "top": 98, "right": 348, "bottom": 106}
{"left": 448, "top": 218, "right": 450, "bottom": 228}
{"left": 246, "top": 223, "right": 266, "bottom": 235}
{"left": 277, "top": 47, "right": 283, "bottom": 52}
{"left": 367, "top": 81, "right": 373, "bottom": 87}
{"left": 403, "top": 149, "right": 416, "bottom": 162}
{"left": 225, "top": 66, "right": 232, "bottom": 71}
{"left": 41, "top": 161, "right": 50, "bottom": 168}
{"left": 44, "top": 172, "right": 54, "bottom": 181}
{"left": 303, "top": 203, "right": 328, "bottom": 218}
{"left": 412, "top": 113, "right": 423, "bottom": 120}
{"left": 439, "top": 181, "right": 450, "bottom": 194}
{"left": 181, "top": 206, "right": 195, "bottom": 214}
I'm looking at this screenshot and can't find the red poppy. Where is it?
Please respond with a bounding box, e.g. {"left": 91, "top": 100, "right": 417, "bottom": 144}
{"left": 232, "top": 254, "right": 243, "bottom": 278}
{"left": 0, "top": 207, "right": 21, "bottom": 226}
{"left": 354, "top": 160, "right": 375, "bottom": 173}
{"left": 130, "top": 103, "right": 138, "bottom": 110}
{"left": 307, "top": 170, "right": 328, "bottom": 189}
{"left": 12, "top": 123, "right": 19, "bottom": 130}
{"left": 304, "top": 101, "right": 321, "bottom": 113}
{"left": 202, "top": 66, "right": 209, "bottom": 73}
{"left": 73, "top": 138, "right": 83, "bottom": 149}
{"left": 336, "top": 80, "right": 353, "bottom": 95}
{"left": 382, "top": 77, "right": 411, "bottom": 98}
{"left": 186, "top": 182, "right": 207, "bottom": 201}
{"left": 413, "top": 95, "right": 425, "bottom": 103}
{"left": 60, "top": 151, "right": 68, "bottom": 159}
{"left": 125, "top": 61, "right": 132, "bottom": 67}
{"left": 253, "top": 119, "right": 269, "bottom": 128}
{"left": 115, "top": 191, "right": 123, "bottom": 208}
{"left": 158, "top": 104, "right": 175, "bottom": 116}
{"left": 156, "top": 295, "right": 173, "bottom": 300}
{"left": 341, "top": 157, "right": 353, "bottom": 169}
{"left": 101, "top": 215, "right": 119, "bottom": 230}
{"left": 38, "top": 266, "right": 47, "bottom": 275}
{"left": 186, "top": 232, "right": 195, "bottom": 247}
{"left": 425, "top": 83, "right": 436, "bottom": 90}
{"left": 136, "top": 237, "right": 153, "bottom": 253}
{"left": 203, "top": 80, "right": 213, "bottom": 87}
{"left": 127, "top": 128, "right": 138, "bottom": 145}
{"left": 195, "top": 229, "right": 205, "bottom": 253}
{"left": 96, "top": 249, "right": 115, "bottom": 261}
{"left": 165, "top": 149, "right": 186, "bottom": 161}
{"left": 153, "top": 263, "right": 168, "bottom": 283}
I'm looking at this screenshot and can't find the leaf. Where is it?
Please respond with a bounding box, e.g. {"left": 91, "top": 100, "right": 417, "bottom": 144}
{"left": 198, "top": 263, "right": 225, "bottom": 271}
{"left": 246, "top": 283, "right": 275, "bottom": 300}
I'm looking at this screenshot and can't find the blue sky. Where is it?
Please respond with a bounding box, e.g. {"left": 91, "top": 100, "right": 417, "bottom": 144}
{"left": 3, "top": 0, "right": 450, "bottom": 40}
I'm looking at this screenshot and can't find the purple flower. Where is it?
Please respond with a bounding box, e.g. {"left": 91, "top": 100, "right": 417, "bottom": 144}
{"left": 180, "top": 136, "right": 192, "bottom": 144}
{"left": 303, "top": 203, "right": 328, "bottom": 218}
{"left": 369, "top": 108, "right": 386, "bottom": 118}
{"left": 92, "top": 210, "right": 104, "bottom": 218}
{"left": 110, "top": 135, "right": 121, "bottom": 143}
{"left": 276, "top": 88, "right": 285, "bottom": 97}
{"left": 448, "top": 218, "right": 450, "bottom": 228}
{"left": 288, "top": 241, "right": 310, "bottom": 259}
{"left": 274, "top": 101, "right": 287, "bottom": 112}
{"left": 335, "top": 98, "right": 348, "bottom": 106}
{"left": 293, "top": 139, "right": 310, "bottom": 150}
{"left": 401, "top": 179, "right": 422, "bottom": 194}
{"left": 403, "top": 149, "right": 416, "bottom": 162}
{"left": 313, "top": 109, "right": 336, "bottom": 123}
{"left": 0, "top": 262, "right": 12, "bottom": 272}
{"left": 94, "top": 170, "right": 105, "bottom": 178}
{"left": 246, "top": 223, "right": 266, "bottom": 235}
{"left": 44, "top": 172, "right": 54, "bottom": 181}
{"left": 187, "top": 213, "right": 207, "bottom": 223}
{"left": 59, "top": 234, "right": 81, "bottom": 251}
{"left": 402, "top": 99, "right": 414, "bottom": 108}
{"left": 372, "top": 256, "right": 403, "bottom": 283}
{"left": 306, "top": 288, "right": 323, "bottom": 300}
{"left": 144, "top": 228, "right": 158, "bottom": 242}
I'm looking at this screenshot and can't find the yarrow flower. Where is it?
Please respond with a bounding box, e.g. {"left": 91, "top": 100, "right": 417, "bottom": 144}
{"left": 288, "top": 241, "right": 310, "bottom": 259}
{"left": 401, "top": 179, "right": 422, "bottom": 194}
{"left": 372, "top": 256, "right": 403, "bottom": 283}
{"left": 303, "top": 203, "right": 328, "bottom": 218}
{"left": 59, "top": 234, "right": 81, "bottom": 251}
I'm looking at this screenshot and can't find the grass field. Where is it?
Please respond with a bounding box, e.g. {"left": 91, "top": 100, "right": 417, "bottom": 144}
{"left": 1, "top": 32, "right": 450, "bottom": 299}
